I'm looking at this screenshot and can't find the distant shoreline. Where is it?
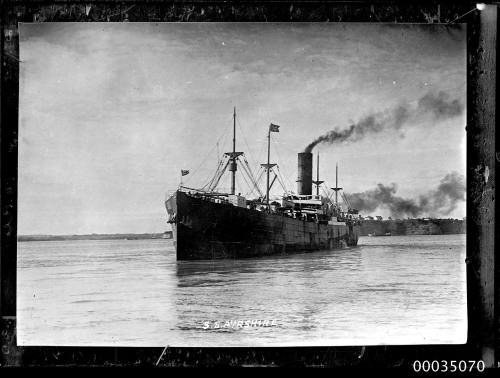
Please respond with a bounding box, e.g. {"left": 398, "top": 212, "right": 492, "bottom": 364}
{"left": 18, "top": 231, "right": 173, "bottom": 242}
{"left": 360, "top": 218, "right": 465, "bottom": 236}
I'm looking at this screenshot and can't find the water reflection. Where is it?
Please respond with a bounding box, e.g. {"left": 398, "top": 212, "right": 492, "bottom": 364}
{"left": 175, "top": 247, "right": 363, "bottom": 279}
{"left": 17, "top": 235, "right": 466, "bottom": 346}
{"left": 172, "top": 247, "right": 365, "bottom": 336}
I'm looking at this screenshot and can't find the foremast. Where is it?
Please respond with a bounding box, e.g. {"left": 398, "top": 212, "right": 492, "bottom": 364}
{"left": 225, "top": 107, "right": 243, "bottom": 195}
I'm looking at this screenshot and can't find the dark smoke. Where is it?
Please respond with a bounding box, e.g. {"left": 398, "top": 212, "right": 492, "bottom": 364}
{"left": 347, "top": 172, "right": 465, "bottom": 218}
{"left": 417, "top": 92, "right": 463, "bottom": 120}
{"left": 305, "top": 91, "right": 464, "bottom": 153}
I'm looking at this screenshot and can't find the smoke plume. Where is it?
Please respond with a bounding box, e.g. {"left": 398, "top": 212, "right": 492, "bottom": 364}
{"left": 347, "top": 172, "right": 465, "bottom": 218}
{"left": 304, "top": 91, "right": 463, "bottom": 153}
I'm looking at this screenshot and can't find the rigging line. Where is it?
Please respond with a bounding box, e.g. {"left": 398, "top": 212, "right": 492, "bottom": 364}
{"left": 271, "top": 138, "right": 295, "bottom": 191}
{"left": 277, "top": 173, "right": 288, "bottom": 195}
{"left": 202, "top": 156, "right": 226, "bottom": 190}
{"left": 220, "top": 113, "right": 233, "bottom": 161}
{"left": 209, "top": 160, "right": 227, "bottom": 192}
{"left": 186, "top": 116, "right": 232, "bottom": 187}
{"left": 322, "top": 181, "right": 338, "bottom": 204}
{"left": 253, "top": 127, "right": 269, "bottom": 172}
{"left": 243, "top": 156, "right": 258, "bottom": 180}
{"left": 239, "top": 178, "right": 252, "bottom": 198}
{"left": 236, "top": 117, "right": 258, "bottom": 170}
{"left": 255, "top": 168, "right": 266, "bottom": 188}
{"left": 242, "top": 157, "right": 263, "bottom": 193}
{"left": 245, "top": 186, "right": 259, "bottom": 198}
{"left": 252, "top": 170, "right": 265, "bottom": 197}
{"left": 238, "top": 159, "right": 255, "bottom": 192}
{"left": 273, "top": 165, "right": 286, "bottom": 193}
{"left": 246, "top": 162, "right": 264, "bottom": 197}
{"left": 321, "top": 186, "right": 334, "bottom": 205}
{"left": 320, "top": 185, "right": 329, "bottom": 198}
{"left": 238, "top": 172, "right": 258, "bottom": 198}
{"left": 243, "top": 183, "right": 256, "bottom": 198}
{"left": 206, "top": 120, "right": 229, "bottom": 179}
{"left": 240, "top": 159, "right": 263, "bottom": 197}
{"left": 238, "top": 167, "right": 255, "bottom": 197}
{"left": 268, "top": 171, "right": 279, "bottom": 193}
{"left": 326, "top": 186, "right": 335, "bottom": 201}
{"left": 256, "top": 141, "right": 266, "bottom": 169}
{"left": 242, "top": 164, "right": 259, "bottom": 191}
{"left": 249, "top": 173, "right": 264, "bottom": 197}
{"left": 255, "top": 165, "right": 264, "bottom": 178}
{"left": 279, "top": 169, "right": 295, "bottom": 195}
{"left": 250, "top": 166, "right": 263, "bottom": 190}
{"left": 239, "top": 157, "right": 254, "bottom": 181}
{"left": 274, "top": 172, "right": 286, "bottom": 195}
{"left": 324, "top": 180, "right": 335, "bottom": 191}
{"left": 256, "top": 165, "right": 264, "bottom": 179}
{"left": 203, "top": 157, "right": 224, "bottom": 190}
{"left": 186, "top": 143, "right": 219, "bottom": 186}
{"left": 341, "top": 192, "right": 351, "bottom": 209}
{"left": 340, "top": 194, "right": 348, "bottom": 210}
{"left": 275, "top": 165, "right": 289, "bottom": 193}
{"left": 343, "top": 192, "right": 352, "bottom": 208}
{"left": 210, "top": 159, "right": 230, "bottom": 192}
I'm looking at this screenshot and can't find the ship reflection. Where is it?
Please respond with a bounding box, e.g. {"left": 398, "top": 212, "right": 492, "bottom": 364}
{"left": 175, "top": 247, "right": 363, "bottom": 281}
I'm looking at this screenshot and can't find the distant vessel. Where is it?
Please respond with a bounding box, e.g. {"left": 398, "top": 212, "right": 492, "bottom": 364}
{"left": 165, "top": 109, "right": 361, "bottom": 260}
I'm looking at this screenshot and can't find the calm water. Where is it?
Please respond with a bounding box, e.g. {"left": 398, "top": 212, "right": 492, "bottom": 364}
{"left": 17, "top": 235, "right": 467, "bottom": 346}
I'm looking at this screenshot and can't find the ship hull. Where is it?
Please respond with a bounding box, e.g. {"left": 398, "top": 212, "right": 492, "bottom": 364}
{"left": 166, "top": 191, "right": 360, "bottom": 260}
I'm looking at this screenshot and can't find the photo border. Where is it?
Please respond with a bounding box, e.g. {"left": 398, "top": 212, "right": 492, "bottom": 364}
{"left": 1, "top": 0, "right": 497, "bottom": 370}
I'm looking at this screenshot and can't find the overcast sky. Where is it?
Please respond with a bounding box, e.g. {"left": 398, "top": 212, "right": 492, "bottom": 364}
{"left": 19, "top": 23, "right": 466, "bottom": 235}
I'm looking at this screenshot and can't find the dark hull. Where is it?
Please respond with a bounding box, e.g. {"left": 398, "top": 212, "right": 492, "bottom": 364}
{"left": 166, "top": 191, "right": 360, "bottom": 260}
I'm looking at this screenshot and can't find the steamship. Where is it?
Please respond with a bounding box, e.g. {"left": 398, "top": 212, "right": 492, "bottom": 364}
{"left": 165, "top": 109, "right": 361, "bottom": 260}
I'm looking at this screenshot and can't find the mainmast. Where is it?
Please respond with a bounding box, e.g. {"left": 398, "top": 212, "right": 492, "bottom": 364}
{"left": 261, "top": 123, "right": 279, "bottom": 208}
{"left": 265, "top": 127, "right": 274, "bottom": 208}
{"left": 266, "top": 129, "right": 270, "bottom": 207}
{"left": 331, "top": 163, "right": 343, "bottom": 207}
{"left": 312, "top": 152, "right": 324, "bottom": 196}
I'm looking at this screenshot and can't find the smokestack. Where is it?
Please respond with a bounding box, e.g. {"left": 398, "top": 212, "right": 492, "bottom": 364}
{"left": 297, "top": 152, "right": 313, "bottom": 195}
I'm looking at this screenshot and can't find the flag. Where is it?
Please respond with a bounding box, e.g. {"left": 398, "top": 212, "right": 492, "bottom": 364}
{"left": 181, "top": 170, "right": 189, "bottom": 176}
{"left": 269, "top": 123, "right": 280, "bottom": 132}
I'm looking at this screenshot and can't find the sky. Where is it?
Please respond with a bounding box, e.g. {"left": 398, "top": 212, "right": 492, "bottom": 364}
{"left": 18, "top": 23, "right": 466, "bottom": 235}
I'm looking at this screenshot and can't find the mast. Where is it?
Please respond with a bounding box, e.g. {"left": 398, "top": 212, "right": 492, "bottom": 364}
{"left": 231, "top": 107, "right": 236, "bottom": 195}
{"left": 225, "top": 107, "right": 243, "bottom": 195}
{"left": 331, "top": 163, "right": 343, "bottom": 208}
{"left": 317, "top": 154, "right": 320, "bottom": 195}
{"left": 261, "top": 123, "right": 278, "bottom": 208}
{"left": 335, "top": 163, "right": 338, "bottom": 205}
{"left": 266, "top": 127, "right": 271, "bottom": 208}
{"left": 312, "top": 152, "right": 324, "bottom": 196}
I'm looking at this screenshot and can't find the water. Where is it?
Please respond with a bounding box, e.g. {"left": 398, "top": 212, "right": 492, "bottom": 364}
{"left": 17, "top": 234, "right": 467, "bottom": 347}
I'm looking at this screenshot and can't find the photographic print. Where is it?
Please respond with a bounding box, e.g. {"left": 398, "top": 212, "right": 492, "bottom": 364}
{"left": 17, "top": 22, "right": 466, "bottom": 347}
